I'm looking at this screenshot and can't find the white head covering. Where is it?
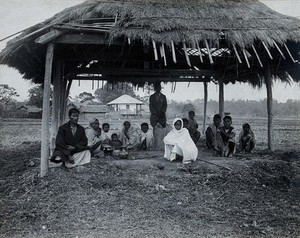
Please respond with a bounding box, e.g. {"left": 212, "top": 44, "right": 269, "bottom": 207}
{"left": 164, "top": 118, "right": 198, "bottom": 163}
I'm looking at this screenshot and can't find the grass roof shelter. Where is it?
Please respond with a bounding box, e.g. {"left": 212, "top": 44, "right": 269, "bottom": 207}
{"left": 0, "top": 0, "right": 299, "bottom": 177}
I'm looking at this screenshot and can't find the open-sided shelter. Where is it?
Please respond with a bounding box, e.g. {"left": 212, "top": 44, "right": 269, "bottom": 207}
{"left": 0, "top": 0, "right": 299, "bottom": 176}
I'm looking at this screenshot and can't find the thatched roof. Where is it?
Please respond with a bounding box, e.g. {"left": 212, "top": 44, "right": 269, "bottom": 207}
{"left": 107, "top": 94, "right": 144, "bottom": 105}
{"left": 0, "top": 0, "right": 299, "bottom": 85}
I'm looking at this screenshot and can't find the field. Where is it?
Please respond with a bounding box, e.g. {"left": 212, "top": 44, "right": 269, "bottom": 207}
{"left": 0, "top": 117, "right": 300, "bottom": 238}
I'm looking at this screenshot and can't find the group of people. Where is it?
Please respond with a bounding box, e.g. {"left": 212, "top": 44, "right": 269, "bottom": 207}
{"left": 50, "top": 108, "right": 155, "bottom": 167}
{"left": 206, "top": 114, "right": 256, "bottom": 157}
{"left": 50, "top": 82, "right": 256, "bottom": 168}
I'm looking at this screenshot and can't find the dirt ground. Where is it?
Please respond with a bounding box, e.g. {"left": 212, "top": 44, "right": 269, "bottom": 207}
{"left": 1, "top": 119, "right": 300, "bottom": 238}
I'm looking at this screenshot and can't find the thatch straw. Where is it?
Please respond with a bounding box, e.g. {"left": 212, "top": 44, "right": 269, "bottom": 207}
{"left": 0, "top": 0, "right": 299, "bottom": 84}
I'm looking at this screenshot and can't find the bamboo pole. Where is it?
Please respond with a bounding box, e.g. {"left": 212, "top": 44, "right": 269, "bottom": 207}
{"left": 284, "top": 43, "right": 296, "bottom": 63}
{"left": 242, "top": 49, "right": 250, "bottom": 68}
{"left": 232, "top": 44, "right": 242, "bottom": 64}
{"left": 183, "top": 42, "right": 191, "bottom": 67}
{"left": 273, "top": 40, "right": 286, "bottom": 60}
{"left": 219, "top": 78, "right": 224, "bottom": 118}
{"left": 195, "top": 40, "right": 203, "bottom": 63}
{"left": 251, "top": 44, "right": 263, "bottom": 68}
{"left": 262, "top": 41, "right": 273, "bottom": 60}
{"left": 161, "top": 44, "right": 167, "bottom": 66}
{"left": 152, "top": 40, "right": 158, "bottom": 60}
{"left": 205, "top": 40, "right": 214, "bottom": 64}
{"left": 41, "top": 43, "right": 54, "bottom": 178}
{"left": 202, "top": 82, "right": 208, "bottom": 134}
{"left": 265, "top": 63, "right": 274, "bottom": 151}
{"left": 171, "top": 40, "right": 177, "bottom": 63}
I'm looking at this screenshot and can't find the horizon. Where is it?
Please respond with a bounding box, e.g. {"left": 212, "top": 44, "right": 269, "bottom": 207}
{"left": 0, "top": 0, "right": 299, "bottom": 103}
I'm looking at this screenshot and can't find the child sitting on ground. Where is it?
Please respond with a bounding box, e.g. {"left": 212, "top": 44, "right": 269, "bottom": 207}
{"left": 138, "top": 122, "right": 154, "bottom": 150}
{"left": 219, "top": 115, "right": 236, "bottom": 157}
{"left": 111, "top": 133, "right": 123, "bottom": 151}
{"left": 239, "top": 123, "right": 255, "bottom": 153}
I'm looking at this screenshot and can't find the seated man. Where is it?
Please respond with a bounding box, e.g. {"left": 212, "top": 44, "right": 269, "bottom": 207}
{"left": 205, "top": 114, "right": 223, "bottom": 155}
{"left": 85, "top": 118, "right": 102, "bottom": 156}
{"left": 239, "top": 123, "right": 255, "bottom": 153}
{"left": 138, "top": 122, "right": 154, "bottom": 150}
{"left": 187, "top": 110, "right": 201, "bottom": 144}
{"left": 219, "top": 115, "right": 236, "bottom": 157}
{"left": 50, "top": 108, "right": 91, "bottom": 168}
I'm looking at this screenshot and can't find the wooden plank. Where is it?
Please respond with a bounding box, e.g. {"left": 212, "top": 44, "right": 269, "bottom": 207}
{"left": 205, "top": 40, "right": 214, "bottom": 64}
{"left": 35, "top": 29, "right": 63, "bottom": 44}
{"left": 56, "top": 34, "right": 123, "bottom": 45}
{"left": 232, "top": 44, "right": 242, "bottom": 64}
{"left": 251, "top": 44, "right": 263, "bottom": 67}
{"left": 41, "top": 43, "right": 54, "bottom": 178}
{"left": 160, "top": 44, "right": 167, "bottom": 66}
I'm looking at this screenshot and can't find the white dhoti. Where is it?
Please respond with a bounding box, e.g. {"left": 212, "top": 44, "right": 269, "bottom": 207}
{"left": 64, "top": 150, "right": 91, "bottom": 168}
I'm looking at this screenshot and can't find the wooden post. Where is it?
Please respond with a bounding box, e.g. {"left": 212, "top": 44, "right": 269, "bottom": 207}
{"left": 265, "top": 63, "right": 274, "bottom": 151}
{"left": 41, "top": 43, "right": 54, "bottom": 178}
{"left": 219, "top": 79, "right": 224, "bottom": 118}
{"left": 50, "top": 59, "right": 62, "bottom": 155}
{"left": 202, "top": 82, "right": 208, "bottom": 134}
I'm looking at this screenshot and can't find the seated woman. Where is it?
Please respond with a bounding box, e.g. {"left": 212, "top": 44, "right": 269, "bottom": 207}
{"left": 50, "top": 108, "right": 91, "bottom": 168}
{"left": 85, "top": 118, "right": 102, "bottom": 156}
{"left": 239, "top": 123, "right": 255, "bottom": 153}
{"left": 119, "top": 121, "right": 140, "bottom": 150}
{"left": 163, "top": 118, "right": 198, "bottom": 164}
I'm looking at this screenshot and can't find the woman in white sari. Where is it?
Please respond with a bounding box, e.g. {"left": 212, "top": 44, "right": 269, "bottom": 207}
{"left": 164, "top": 118, "right": 198, "bottom": 164}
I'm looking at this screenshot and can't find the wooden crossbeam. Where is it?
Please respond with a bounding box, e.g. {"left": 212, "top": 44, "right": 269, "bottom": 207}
{"left": 183, "top": 42, "right": 191, "bottom": 67}
{"left": 152, "top": 40, "right": 158, "bottom": 61}
{"left": 232, "top": 45, "right": 242, "bottom": 64}
{"left": 35, "top": 29, "right": 63, "bottom": 44}
{"left": 171, "top": 40, "right": 177, "bottom": 63}
{"left": 242, "top": 49, "right": 250, "bottom": 68}
{"left": 195, "top": 39, "right": 204, "bottom": 63}
{"left": 284, "top": 43, "right": 296, "bottom": 63}
{"left": 262, "top": 41, "right": 273, "bottom": 60}
{"left": 205, "top": 40, "right": 214, "bottom": 64}
{"left": 273, "top": 40, "right": 286, "bottom": 60}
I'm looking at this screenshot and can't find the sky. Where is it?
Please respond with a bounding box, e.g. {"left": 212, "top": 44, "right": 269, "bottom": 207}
{"left": 0, "top": 0, "right": 299, "bottom": 103}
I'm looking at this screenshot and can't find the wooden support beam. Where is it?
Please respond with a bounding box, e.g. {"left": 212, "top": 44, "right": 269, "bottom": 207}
{"left": 56, "top": 33, "right": 123, "bottom": 45}
{"left": 171, "top": 40, "right": 177, "bottom": 63}
{"left": 205, "top": 40, "right": 214, "bottom": 64}
{"left": 50, "top": 59, "right": 62, "bottom": 155}
{"left": 265, "top": 63, "right": 274, "bottom": 151}
{"left": 35, "top": 29, "right": 63, "bottom": 44}
{"left": 183, "top": 42, "right": 191, "bottom": 67}
{"left": 219, "top": 78, "right": 224, "bottom": 118}
{"left": 251, "top": 44, "right": 263, "bottom": 68}
{"left": 262, "top": 41, "right": 273, "bottom": 60}
{"left": 242, "top": 49, "right": 250, "bottom": 68}
{"left": 202, "top": 82, "right": 208, "bottom": 135}
{"left": 41, "top": 43, "right": 54, "bottom": 178}
{"left": 232, "top": 44, "right": 242, "bottom": 64}
{"left": 273, "top": 40, "right": 286, "bottom": 60}
{"left": 284, "top": 43, "right": 296, "bottom": 63}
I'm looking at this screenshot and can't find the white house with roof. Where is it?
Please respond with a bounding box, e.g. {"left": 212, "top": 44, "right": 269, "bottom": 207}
{"left": 107, "top": 95, "right": 144, "bottom": 116}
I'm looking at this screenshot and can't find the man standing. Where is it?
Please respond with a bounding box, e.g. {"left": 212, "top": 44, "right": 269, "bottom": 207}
{"left": 149, "top": 82, "right": 168, "bottom": 150}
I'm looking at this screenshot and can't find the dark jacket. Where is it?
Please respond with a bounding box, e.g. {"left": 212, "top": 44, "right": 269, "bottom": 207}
{"left": 51, "top": 121, "right": 89, "bottom": 162}
{"left": 149, "top": 92, "right": 167, "bottom": 128}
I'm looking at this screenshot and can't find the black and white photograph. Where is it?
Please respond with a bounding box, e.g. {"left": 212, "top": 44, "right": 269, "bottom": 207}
{"left": 0, "top": 0, "right": 300, "bottom": 237}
